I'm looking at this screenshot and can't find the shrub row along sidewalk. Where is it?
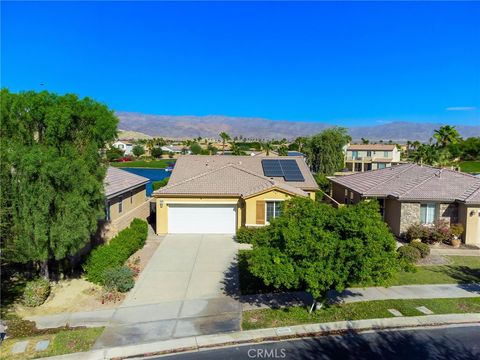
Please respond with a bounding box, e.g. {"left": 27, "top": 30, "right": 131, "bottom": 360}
{"left": 83, "top": 219, "right": 148, "bottom": 293}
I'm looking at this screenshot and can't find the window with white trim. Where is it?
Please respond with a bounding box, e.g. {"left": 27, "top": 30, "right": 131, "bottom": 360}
{"left": 420, "top": 203, "right": 436, "bottom": 224}
{"left": 266, "top": 201, "right": 282, "bottom": 222}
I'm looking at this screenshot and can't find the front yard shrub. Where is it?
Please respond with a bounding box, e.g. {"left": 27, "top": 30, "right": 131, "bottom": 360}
{"left": 450, "top": 223, "right": 464, "bottom": 238}
{"left": 22, "top": 278, "right": 51, "bottom": 307}
{"left": 429, "top": 220, "right": 451, "bottom": 244}
{"left": 405, "top": 224, "right": 430, "bottom": 242}
{"left": 103, "top": 266, "right": 135, "bottom": 292}
{"left": 83, "top": 219, "right": 148, "bottom": 284}
{"left": 397, "top": 245, "right": 421, "bottom": 264}
{"left": 409, "top": 241, "right": 430, "bottom": 258}
{"left": 236, "top": 226, "right": 270, "bottom": 246}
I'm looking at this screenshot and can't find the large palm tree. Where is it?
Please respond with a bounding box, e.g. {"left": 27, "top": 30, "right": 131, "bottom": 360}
{"left": 219, "top": 132, "right": 231, "bottom": 154}
{"left": 433, "top": 125, "right": 461, "bottom": 148}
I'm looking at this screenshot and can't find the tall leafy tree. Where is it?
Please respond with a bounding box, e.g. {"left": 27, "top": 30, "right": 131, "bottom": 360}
{"left": 434, "top": 125, "right": 460, "bottom": 148}
{"left": 305, "top": 128, "right": 351, "bottom": 174}
{"left": 247, "top": 198, "right": 399, "bottom": 309}
{"left": 0, "top": 89, "right": 118, "bottom": 278}
{"left": 132, "top": 144, "right": 145, "bottom": 157}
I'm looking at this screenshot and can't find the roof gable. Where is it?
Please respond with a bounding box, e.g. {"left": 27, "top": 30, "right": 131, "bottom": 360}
{"left": 105, "top": 167, "right": 149, "bottom": 198}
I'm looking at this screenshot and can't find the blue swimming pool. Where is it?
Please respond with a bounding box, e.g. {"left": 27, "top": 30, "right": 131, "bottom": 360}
{"left": 121, "top": 168, "right": 170, "bottom": 196}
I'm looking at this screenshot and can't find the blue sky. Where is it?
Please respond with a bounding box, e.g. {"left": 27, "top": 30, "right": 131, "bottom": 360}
{"left": 2, "top": 1, "right": 479, "bottom": 126}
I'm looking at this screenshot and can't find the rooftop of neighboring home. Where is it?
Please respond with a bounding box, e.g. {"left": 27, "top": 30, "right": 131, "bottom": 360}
{"left": 347, "top": 144, "right": 397, "bottom": 151}
{"left": 154, "top": 155, "right": 318, "bottom": 197}
{"left": 330, "top": 163, "right": 480, "bottom": 204}
{"left": 104, "top": 167, "right": 149, "bottom": 199}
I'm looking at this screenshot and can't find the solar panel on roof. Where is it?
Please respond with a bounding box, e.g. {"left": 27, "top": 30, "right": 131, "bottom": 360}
{"left": 261, "top": 159, "right": 304, "bottom": 182}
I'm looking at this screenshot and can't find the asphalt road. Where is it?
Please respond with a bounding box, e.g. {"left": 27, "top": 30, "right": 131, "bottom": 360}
{"left": 155, "top": 324, "right": 480, "bottom": 360}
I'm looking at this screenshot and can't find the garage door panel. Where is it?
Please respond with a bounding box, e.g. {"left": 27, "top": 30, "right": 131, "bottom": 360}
{"left": 168, "top": 204, "right": 236, "bottom": 234}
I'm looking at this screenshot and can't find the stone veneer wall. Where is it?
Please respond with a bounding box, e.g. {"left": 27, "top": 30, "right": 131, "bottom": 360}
{"left": 438, "top": 203, "right": 458, "bottom": 225}
{"left": 400, "top": 202, "right": 420, "bottom": 236}
{"left": 102, "top": 199, "right": 151, "bottom": 241}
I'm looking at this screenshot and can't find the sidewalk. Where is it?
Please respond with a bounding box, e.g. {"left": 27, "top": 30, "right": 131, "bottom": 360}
{"left": 28, "top": 284, "right": 480, "bottom": 327}
{"left": 38, "top": 313, "right": 480, "bottom": 360}
{"left": 430, "top": 248, "right": 480, "bottom": 256}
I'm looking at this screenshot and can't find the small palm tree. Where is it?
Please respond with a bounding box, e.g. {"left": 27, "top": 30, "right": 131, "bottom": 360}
{"left": 262, "top": 141, "right": 273, "bottom": 156}
{"left": 219, "top": 132, "right": 231, "bottom": 154}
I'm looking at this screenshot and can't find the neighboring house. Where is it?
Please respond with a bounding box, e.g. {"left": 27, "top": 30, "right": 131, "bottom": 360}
{"left": 343, "top": 144, "right": 401, "bottom": 173}
{"left": 153, "top": 156, "right": 318, "bottom": 234}
{"left": 329, "top": 164, "right": 480, "bottom": 247}
{"left": 112, "top": 141, "right": 134, "bottom": 156}
{"left": 161, "top": 145, "right": 184, "bottom": 154}
{"left": 103, "top": 167, "right": 150, "bottom": 239}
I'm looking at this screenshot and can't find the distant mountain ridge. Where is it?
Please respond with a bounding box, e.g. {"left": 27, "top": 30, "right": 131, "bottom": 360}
{"left": 116, "top": 112, "right": 480, "bottom": 142}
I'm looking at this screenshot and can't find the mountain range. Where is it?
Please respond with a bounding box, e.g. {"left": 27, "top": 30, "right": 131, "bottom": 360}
{"left": 116, "top": 112, "right": 480, "bottom": 142}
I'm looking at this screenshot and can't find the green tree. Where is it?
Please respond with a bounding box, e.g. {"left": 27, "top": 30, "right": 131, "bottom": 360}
{"left": 106, "top": 147, "right": 124, "bottom": 161}
{"left": 361, "top": 137, "right": 369, "bottom": 144}
{"left": 434, "top": 125, "right": 460, "bottom": 148}
{"left": 132, "top": 144, "right": 145, "bottom": 157}
{"left": 0, "top": 89, "right": 118, "bottom": 278}
{"left": 262, "top": 141, "right": 273, "bottom": 156}
{"left": 305, "top": 128, "right": 351, "bottom": 174}
{"left": 277, "top": 145, "right": 288, "bottom": 156}
{"left": 151, "top": 147, "right": 163, "bottom": 159}
{"left": 231, "top": 142, "right": 246, "bottom": 156}
{"left": 219, "top": 132, "right": 231, "bottom": 154}
{"left": 190, "top": 142, "right": 203, "bottom": 155}
{"left": 247, "top": 198, "right": 399, "bottom": 310}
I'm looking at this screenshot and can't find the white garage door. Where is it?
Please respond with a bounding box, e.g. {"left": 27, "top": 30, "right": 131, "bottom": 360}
{"left": 168, "top": 204, "right": 237, "bottom": 234}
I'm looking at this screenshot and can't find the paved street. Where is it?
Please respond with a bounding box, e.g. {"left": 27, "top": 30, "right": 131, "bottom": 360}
{"left": 93, "top": 234, "right": 241, "bottom": 348}
{"left": 156, "top": 324, "right": 480, "bottom": 360}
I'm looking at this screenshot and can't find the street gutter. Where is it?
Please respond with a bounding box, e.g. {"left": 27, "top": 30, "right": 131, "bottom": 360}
{"left": 38, "top": 313, "right": 480, "bottom": 360}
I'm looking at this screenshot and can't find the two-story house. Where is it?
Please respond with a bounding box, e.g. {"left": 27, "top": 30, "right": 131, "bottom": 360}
{"left": 343, "top": 144, "right": 401, "bottom": 173}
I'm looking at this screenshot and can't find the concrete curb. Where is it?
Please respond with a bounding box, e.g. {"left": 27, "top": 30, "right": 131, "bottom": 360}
{"left": 37, "top": 313, "right": 480, "bottom": 360}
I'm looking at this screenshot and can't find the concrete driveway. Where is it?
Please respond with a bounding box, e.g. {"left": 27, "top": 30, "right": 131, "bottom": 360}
{"left": 95, "top": 234, "right": 241, "bottom": 348}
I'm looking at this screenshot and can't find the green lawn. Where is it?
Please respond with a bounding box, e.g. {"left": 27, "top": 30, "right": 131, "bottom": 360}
{"left": 238, "top": 252, "right": 480, "bottom": 295}
{"left": 389, "top": 256, "right": 480, "bottom": 286}
{"left": 0, "top": 327, "right": 104, "bottom": 360}
{"left": 242, "top": 297, "right": 480, "bottom": 330}
{"left": 110, "top": 159, "right": 175, "bottom": 169}
{"left": 459, "top": 161, "right": 480, "bottom": 173}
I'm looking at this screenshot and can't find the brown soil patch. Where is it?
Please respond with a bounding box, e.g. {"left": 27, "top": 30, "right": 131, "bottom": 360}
{"left": 15, "top": 278, "right": 119, "bottom": 317}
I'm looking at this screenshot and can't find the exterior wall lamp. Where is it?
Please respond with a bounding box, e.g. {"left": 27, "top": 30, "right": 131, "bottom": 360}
{"left": 159, "top": 200, "right": 164, "bottom": 208}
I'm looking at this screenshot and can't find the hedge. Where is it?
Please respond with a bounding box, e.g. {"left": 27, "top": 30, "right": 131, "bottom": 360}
{"left": 409, "top": 241, "right": 430, "bottom": 258}
{"left": 83, "top": 219, "right": 148, "bottom": 284}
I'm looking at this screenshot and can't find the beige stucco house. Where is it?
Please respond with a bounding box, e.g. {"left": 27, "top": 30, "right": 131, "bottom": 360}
{"left": 343, "top": 144, "right": 402, "bottom": 173}
{"left": 103, "top": 167, "right": 150, "bottom": 239}
{"left": 329, "top": 164, "right": 480, "bottom": 247}
{"left": 153, "top": 156, "right": 318, "bottom": 234}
